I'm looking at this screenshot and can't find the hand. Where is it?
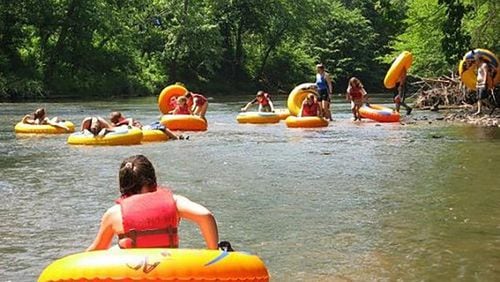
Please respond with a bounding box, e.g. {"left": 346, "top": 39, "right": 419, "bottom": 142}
{"left": 240, "top": 108, "right": 246, "bottom": 112}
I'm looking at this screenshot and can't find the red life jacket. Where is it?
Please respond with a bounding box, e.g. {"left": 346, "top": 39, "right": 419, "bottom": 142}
{"left": 175, "top": 104, "right": 190, "bottom": 115}
{"left": 118, "top": 187, "right": 179, "bottom": 248}
{"left": 191, "top": 93, "right": 208, "bottom": 106}
{"left": 260, "top": 93, "right": 270, "bottom": 106}
{"left": 302, "top": 102, "right": 319, "bottom": 117}
{"left": 348, "top": 86, "right": 363, "bottom": 100}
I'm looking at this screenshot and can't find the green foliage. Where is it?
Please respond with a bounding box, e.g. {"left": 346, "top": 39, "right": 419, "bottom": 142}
{"left": 438, "top": 0, "right": 470, "bottom": 64}
{"left": 2, "top": 0, "right": 496, "bottom": 100}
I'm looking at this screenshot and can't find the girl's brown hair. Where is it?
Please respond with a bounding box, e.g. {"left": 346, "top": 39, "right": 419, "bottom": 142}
{"left": 119, "top": 155, "right": 157, "bottom": 197}
{"left": 33, "top": 108, "right": 46, "bottom": 120}
{"left": 349, "top": 77, "right": 363, "bottom": 88}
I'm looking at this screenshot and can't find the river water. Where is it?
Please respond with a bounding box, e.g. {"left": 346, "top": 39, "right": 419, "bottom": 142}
{"left": 0, "top": 96, "right": 499, "bottom": 281}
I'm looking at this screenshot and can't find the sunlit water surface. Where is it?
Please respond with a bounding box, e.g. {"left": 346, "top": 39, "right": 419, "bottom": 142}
{"left": 0, "top": 96, "right": 499, "bottom": 281}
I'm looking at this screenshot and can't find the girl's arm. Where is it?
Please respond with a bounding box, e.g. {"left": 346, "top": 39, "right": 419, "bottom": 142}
{"left": 86, "top": 205, "right": 120, "bottom": 251}
{"left": 175, "top": 195, "right": 219, "bottom": 250}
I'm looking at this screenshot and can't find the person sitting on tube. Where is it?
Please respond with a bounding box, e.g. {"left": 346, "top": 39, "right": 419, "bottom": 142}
{"left": 87, "top": 155, "right": 218, "bottom": 250}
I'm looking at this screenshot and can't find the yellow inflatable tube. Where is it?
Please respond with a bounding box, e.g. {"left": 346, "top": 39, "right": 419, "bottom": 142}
{"left": 14, "top": 121, "right": 75, "bottom": 134}
{"left": 287, "top": 83, "right": 318, "bottom": 116}
{"left": 384, "top": 51, "right": 413, "bottom": 89}
{"left": 285, "top": 116, "right": 328, "bottom": 128}
{"left": 38, "top": 248, "right": 269, "bottom": 282}
{"left": 160, "top": 114, "right": 207, "bottom": 131}
{"left": 236, "top": 112, "right": 281, "bottom": 124}
{"left": 158, "top": 84, "right": 188, "bottom": 114}
{"left": 67, "top": 127, "right": 143, "bottom": 145}
{"left": 458, "top": 49, "right": 499, "bottom": 90}
{"left": 142, "top": 128, "right": 169, "bottom": 142}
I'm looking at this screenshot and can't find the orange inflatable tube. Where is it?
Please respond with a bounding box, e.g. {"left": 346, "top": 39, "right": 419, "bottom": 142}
{"left": 38, "top": 248, "right": 269, "bottom": 282}
{"left": 158, "top": 84, "right": 188, "bottom": 114}
{"left": 285, "top": 116, "right": 328, "bottom": 128}
{"left": 359, "top": 104, "right": 400, "bottom": 122}
{"left": 160, "top": 114, "right": 207, "bottom": 131}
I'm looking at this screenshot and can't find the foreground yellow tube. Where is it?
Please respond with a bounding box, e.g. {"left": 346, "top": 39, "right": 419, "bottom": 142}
{"left": 458, "top": 49, "right": 500, "bottom": 90}
{"left": 158, "top": 84, "right": 188, "bottom": 114}
{"left": 384, "top": 51, "right": 413, "bottom": 89}
{"left": 359, "top": 104, "right": 400, "bottom": 122}
{"left": 285, "top": 116, "right": 328, "bottom": 128}
{"left": 287, "top": 83, "right": 318, "bottom": 116}
{"left": 67, "top": 127, "right": 143, "bottom": 145}
{"left": 236, "top": 112, "right": 281, "bottom": 124}
{"left": 38, "top": 249, "right": 269, "bottom": 282}
{"left": 160, "top": 115, "right": 207, "bottom": 131}
{"left": 14, "top": 121, "right": 75, "bottom": 134}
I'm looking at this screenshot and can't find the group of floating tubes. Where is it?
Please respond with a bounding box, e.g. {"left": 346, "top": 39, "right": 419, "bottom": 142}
{"left": 38, "top": 248, "right": 269, "bottom": 282}
{"left": 14, "top": 121, "right": 75, "bottom": 134}
{"left": 458, "top": 48, "right": 500, "bottom": 90}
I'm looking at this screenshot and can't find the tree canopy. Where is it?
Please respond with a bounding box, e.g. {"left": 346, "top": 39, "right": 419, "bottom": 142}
{"left": 0, "top": 0, "right": 497, "bottom": 100}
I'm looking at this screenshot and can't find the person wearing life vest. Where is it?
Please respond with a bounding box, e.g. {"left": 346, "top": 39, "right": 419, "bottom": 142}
{"left": 241, "top": 91, "right": 275, "bottom": 112}
{"left": 394, "top": 68, "right": 412, "bottom": 115}
{"left": 87, "top": 155, "right": 218, "bottom": 251}
{"left": 170, "top": 96, "right": 192, "bottom": 115}
{"left": 299, "top": 93, "right": 321, "bottom": 117}
{"left": 346, "top": 77, "right": 368, "bottom": 121}
{"left": 315, "top": 64, "right": 334, "bottom": 121}
{"left": 185, "top": 91, "right": 208, "bottom": 122}
{"left": 109, "top": 111, "right": 143, "bottom": 128}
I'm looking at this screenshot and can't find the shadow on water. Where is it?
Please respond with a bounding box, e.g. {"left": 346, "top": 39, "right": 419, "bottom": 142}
{"left": 0, "top": 97, "right": 499, "bottom": 281}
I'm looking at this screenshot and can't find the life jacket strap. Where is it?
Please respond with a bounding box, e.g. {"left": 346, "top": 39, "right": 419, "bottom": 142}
{"left": 118, "top": 227, "right": 178, "bottom": 248}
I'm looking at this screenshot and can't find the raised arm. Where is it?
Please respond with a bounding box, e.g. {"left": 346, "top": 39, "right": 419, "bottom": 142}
{"left": 175, "top": 195, "right": 219, "bottom": 249}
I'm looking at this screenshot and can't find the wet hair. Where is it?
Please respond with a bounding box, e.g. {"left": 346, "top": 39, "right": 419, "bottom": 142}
{"left": 109, "top": 112, "right": 122, "bottom": 124}
{"left": 177, "top": 96, "right": 188, "bottom": 104}
{"left": 33, "top": 108, "right": 46, "bottom": 120}
{"left": 256, "top": 91, "right": 265, "bottom": 97}
{"left": 119, "top": 155, "right": 157, "bottom": 197}
{"left": 349, "top": 77, "right": 363, "bottom": 88}
{"left": 316, "top": 64, "right": 325, "bottom": 70}
{"left": 184, "top": 91, "right": 192, "bottom": 98}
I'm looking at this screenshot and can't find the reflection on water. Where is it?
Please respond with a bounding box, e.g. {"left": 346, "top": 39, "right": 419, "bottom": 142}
{"left": 0, "top": 98, "right": 499, "bottom": 281}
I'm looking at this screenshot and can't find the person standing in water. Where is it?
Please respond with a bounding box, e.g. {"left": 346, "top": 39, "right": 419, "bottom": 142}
{"left": 315, "top": 64, "right": 334, "bottom": 121}
{"left": 474, "top": 55, "right": 489, "bottom": 115}
{"left": 394, "top": 68, "right": 412, "bottom": 115}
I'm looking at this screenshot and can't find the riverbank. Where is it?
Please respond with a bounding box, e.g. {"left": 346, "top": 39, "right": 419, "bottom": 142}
{"left": 443, "top": 109, "right": 500, "bottom": 127}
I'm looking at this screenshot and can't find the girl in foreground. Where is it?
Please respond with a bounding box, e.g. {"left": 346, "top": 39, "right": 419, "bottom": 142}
{"left": 87, "top": 155, "right": 218, "bottom": 250}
